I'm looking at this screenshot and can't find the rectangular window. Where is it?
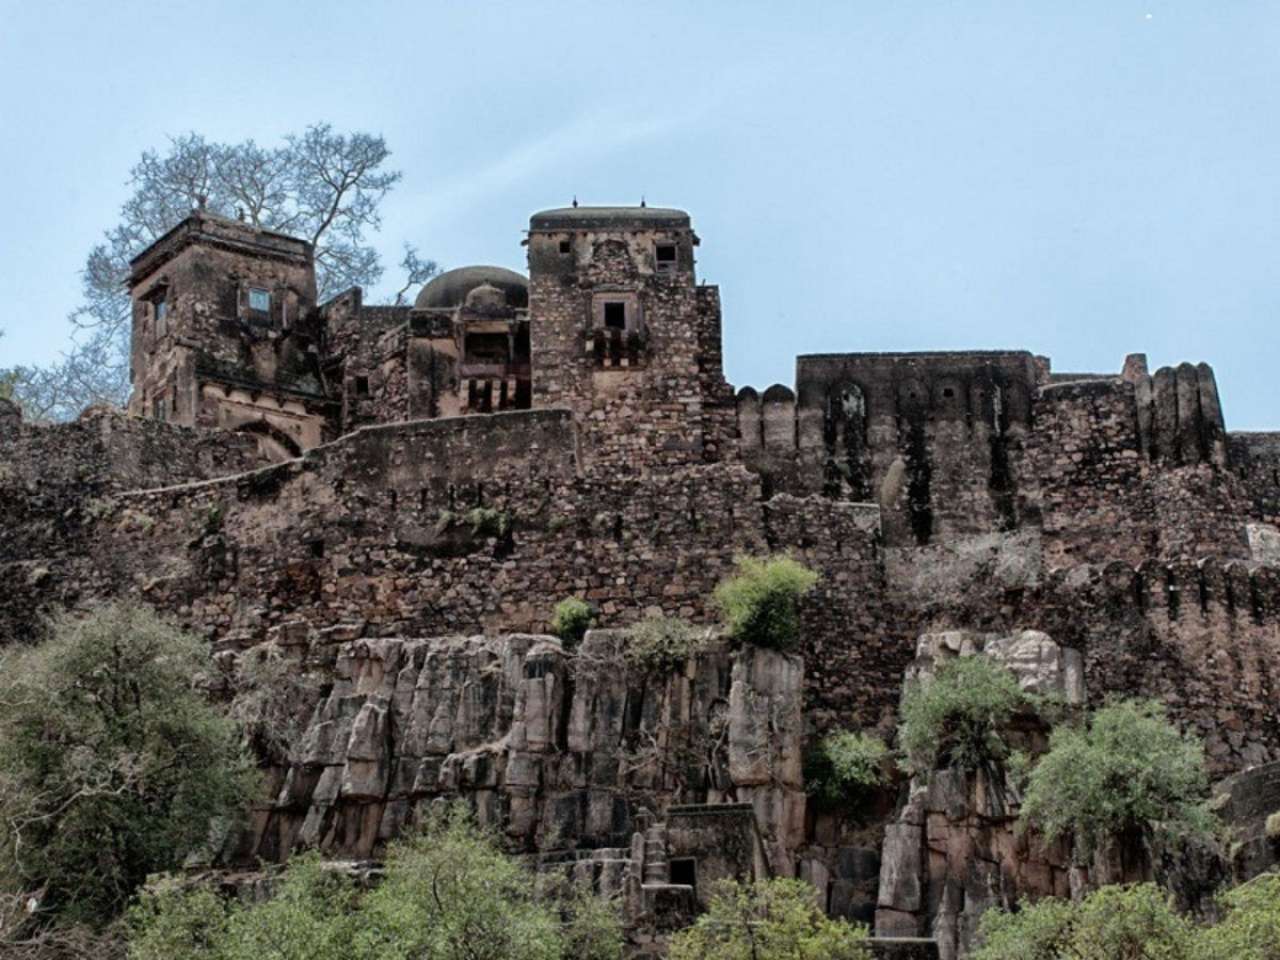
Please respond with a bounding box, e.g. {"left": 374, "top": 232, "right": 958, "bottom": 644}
{"left": 603, "top": 301, "right": 627, "bottom": 330}
{"left": 355, "top": 376, "right": 370, "bottom": 396}
{"left": 248, "top": 287, "right": 271, "bottom": 313}
{"left": 655, "top": 244, "right": 677, "bottom": 271}
{"left": 154, "top": 298, "right": 167, "bottom": 325}
{"left": 559, "top": 240, "right": 572, "bottom": 254}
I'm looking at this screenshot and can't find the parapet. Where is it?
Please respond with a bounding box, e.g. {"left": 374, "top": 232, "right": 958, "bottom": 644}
{"left": 128, "top": 210, "right": 312, "bottom": 283}
{"left": 529, "top": 205, "right": 691, "bottom": 232}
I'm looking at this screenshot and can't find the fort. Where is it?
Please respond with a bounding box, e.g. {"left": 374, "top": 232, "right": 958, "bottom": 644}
{"left": 2, "top": 203, "right": 1279, "bottom": 957}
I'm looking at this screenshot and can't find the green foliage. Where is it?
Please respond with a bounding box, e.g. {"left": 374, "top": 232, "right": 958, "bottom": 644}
{"left": 129, "top": 855, "right": 358, "bottom": 960}
{"left": 0, "top": 603, "right": 257, "bottom": 929}
{"left": 1018, "top": 699, "right": 1215, "bottom": 856}
{"left": 435, "top": 507, "right": 512, "bottom": 539}
{"left": 973, "top": 883, "right": 1197, "bottom": 960}
{"left": 668, "top": 878, "right": 870, "bottom": 960}
{"left": 129, "top": 805, "right": 622, "bottom": 960}
{"left": 805, "top": 730, "right": 889, "bottom": 811}
{"left": 355, "top": 805, "right": 563, "bottom": 960}
{"left": 559, "top": 888, "right": 625, "bottom": 960}
{"left": 898, "top": 656, "right": 1028, "bottom": 774}
{"left": 552, "top": 598, "right": 594, "bottom": 649}
{"left": 712, "top": 555, "right": 818, "bottom": 650}
{"left": 623, "top": 616, "right": 711, "bottom": 674}
{"left": 1196, "top": 873, "right": 1280, "bottom": 960}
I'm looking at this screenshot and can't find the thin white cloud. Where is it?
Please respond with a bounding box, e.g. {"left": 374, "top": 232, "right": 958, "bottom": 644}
{"left": 414, "top": 95, "right": 730, "bottom": 224}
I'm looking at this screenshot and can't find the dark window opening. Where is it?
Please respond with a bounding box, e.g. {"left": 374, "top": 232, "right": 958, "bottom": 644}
{"left": 464, "top": 332, "right": 511, "bottom": 365}
{"left": 513, "top": 326, "right": 531, "bottom": 362}
{"left": 514, "top": 379, "right": 532, "bottom": 409}
{"left": 559, "top": 239, "right": 572, "bottom": 254}
{"left": 355, "top": 376, "right": 370, "bottom": 396}
{"left": 307, "top": 539, "right": 325, "bottom": 559}
{"left": 670, "top": 858, "right": 697, "bottom": 891}
{"left": 655, "top": 244, "right": 677, "bottom": 270}
{"left": 942, "top": 388, "right": 955, "bottom": 399}
{"left": 603, "top": 301, "right": 627, "bottom": 330}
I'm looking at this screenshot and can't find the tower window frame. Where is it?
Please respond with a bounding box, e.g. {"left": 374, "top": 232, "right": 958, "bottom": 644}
{"left": 248, "top": 287, "right": 271, "bottom": 314}
{"left": 591, "top": 291, "right": 642, "bottom": 336}
{"left": 655, "top": 243, "right": 677, "bottom": 273}
{"left": 603, "top": 301, "right": 627, "bottom": 330}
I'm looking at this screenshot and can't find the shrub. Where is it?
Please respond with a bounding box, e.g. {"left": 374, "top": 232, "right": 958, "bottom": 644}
{"left": 805, "top": 730, "right": 889, "bottom": 811}
{"left": 1018, "top": 699, "right": 1215, "bottom": 856}
{"left": 623, "top": 616, "right": 711, "bottom": 674}
{"left": 972, "top": 883, "right": 1196, "bottom": 960}
{"left": 898, "top": 656, "right": 1028, "bottom": 775}
{"left": 435, "top": 507, "right": 511, "bottom": 538}
{"left": 712, "top": 555, "right": 818, "bottom": 650}
{"left": 668, "top": 878, "right": 870, "bottom": 960}
{"left": 1196, "top": 873, "right": 1280, "bottom": 959}
{"left": 129, "top": 804, "right": 623, "bottom": 960}
{"left": 551, "top": 598, "right": 594, "bottom": 648}
{"left": 130, "top": 855, "right": 358, "bottom": 960}
{"left": 0, "top": 603, "right": 257, "bottom": 930}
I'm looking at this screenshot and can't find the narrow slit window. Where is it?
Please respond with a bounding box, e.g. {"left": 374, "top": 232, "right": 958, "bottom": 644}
{"left": 603, "top": 301, "right": 627, "bottom": 330}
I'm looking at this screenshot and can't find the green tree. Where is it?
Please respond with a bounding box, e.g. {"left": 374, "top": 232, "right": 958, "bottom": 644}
{"left": 712, "top": 555, "right": 818, "bottom": 651}
{"left": 805, "top": 729, "right": 889, "bottom": 812}
{"left": 354, "top": 806, "right": 566, "bottom": 960}
{"left": 551, "top": 598, "right": 594, "bottom": 649}
{"left": 973, "top": 883, "right": 1196, "bottom": 960}
{"left": 668, "top": 878, "right": 870, "bottom": 960}
{"left": 898, "top": 656, "right": 1029, "bottom": 775}
{"left": 1018, "top": 699, "right": 1215, "bottom": 856}
{"left": 0, "top": 604, "right": 257, "bottom": 930}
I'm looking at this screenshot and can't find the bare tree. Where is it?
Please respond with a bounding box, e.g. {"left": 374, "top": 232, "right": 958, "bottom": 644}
{"left": 393, "top": 243, "right": 441, "bottom": 306}
{"left": 13, "top": 124, "right": 434, "bottom": 421}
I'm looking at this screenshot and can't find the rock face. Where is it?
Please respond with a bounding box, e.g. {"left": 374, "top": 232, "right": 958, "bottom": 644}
{"left": 876, "top": 630, "right": 1085, "bottom": 959}
{"left": 905, "top": 629, "right": 1085, "bottom": 705}
{"left": 238, "top": 630, "right": 805, "bottom": 908}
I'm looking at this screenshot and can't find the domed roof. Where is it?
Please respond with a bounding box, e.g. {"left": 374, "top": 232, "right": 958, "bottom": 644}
{"left": 415, "top": 265, "right": 528, "bottom": 310}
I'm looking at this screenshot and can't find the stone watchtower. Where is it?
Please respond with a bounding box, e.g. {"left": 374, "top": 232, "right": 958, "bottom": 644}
{"left": 127, "top": 210, "right": 332, "bottom": 460}
{"left": 525, "top": 205, "right": 732, "bottom": 472}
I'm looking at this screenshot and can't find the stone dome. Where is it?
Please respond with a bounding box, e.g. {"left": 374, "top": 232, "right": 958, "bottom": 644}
{"left": 414, "top": 265, "right": 528, "bottom": 310}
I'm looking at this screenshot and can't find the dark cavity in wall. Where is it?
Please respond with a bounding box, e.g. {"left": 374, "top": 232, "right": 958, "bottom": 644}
{"left": 901, "top": 408, "right": 933, "bottom": 546}
{"left": 822, "top": 383, "right": 870, "bottom": 501}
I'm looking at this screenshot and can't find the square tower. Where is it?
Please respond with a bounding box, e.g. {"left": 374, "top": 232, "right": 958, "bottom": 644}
{"left": 526, "top": 205, "right": 732, "bottom": 472}
{"left": 127, "top": 211, "right": 333, "bottom": 458}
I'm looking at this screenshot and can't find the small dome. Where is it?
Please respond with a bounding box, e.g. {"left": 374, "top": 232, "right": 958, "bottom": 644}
{"left": 415, "top": 266, "right": 528, "bottom": 310}
{"left": 465, "top": 282, "right": 507, "bottom": 311}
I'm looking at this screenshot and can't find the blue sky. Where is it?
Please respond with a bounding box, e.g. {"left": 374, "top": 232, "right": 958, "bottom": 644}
{"left": 1, "top": 0, "right": 1277, "bottom": 428}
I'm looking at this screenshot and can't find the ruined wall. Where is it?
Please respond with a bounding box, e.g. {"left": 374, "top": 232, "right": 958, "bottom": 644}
{"left": 1232, "top": 432, "right": 1280, "bottom": 543}
{"left": 792, "top": 352, "right": 1038, "bottom": 543}
{"left": 0, "top": 411, "right": 259, "bottom": 639}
